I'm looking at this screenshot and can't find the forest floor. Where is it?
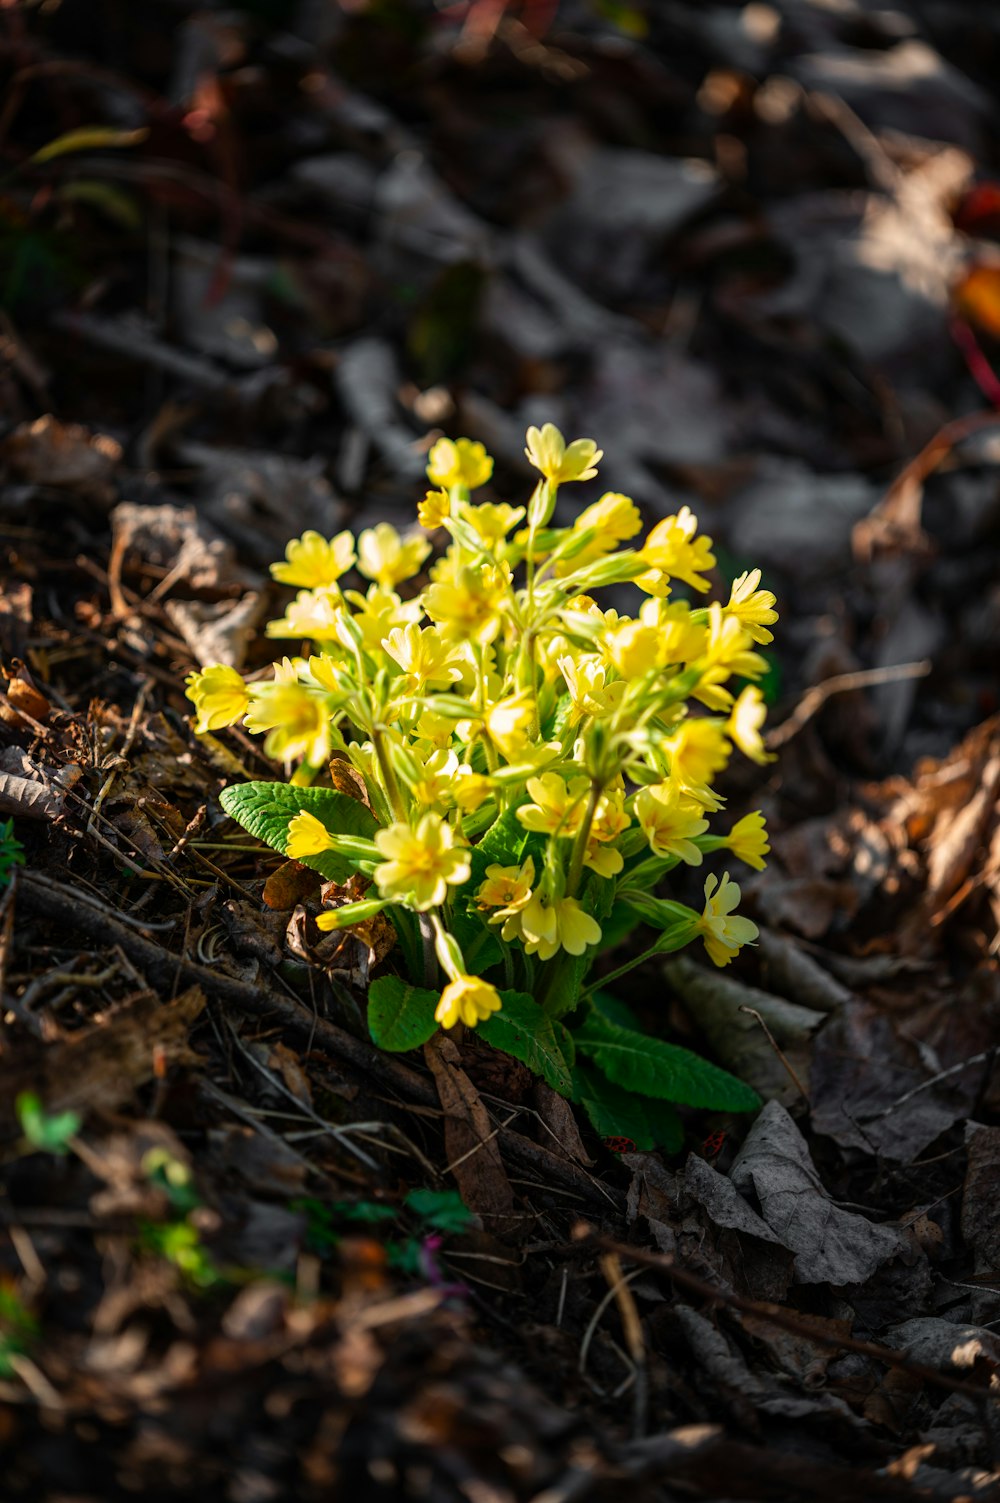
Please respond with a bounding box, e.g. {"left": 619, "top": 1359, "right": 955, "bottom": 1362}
{"left": 1, "top": 1, "right": 1000, "bottom": 1498}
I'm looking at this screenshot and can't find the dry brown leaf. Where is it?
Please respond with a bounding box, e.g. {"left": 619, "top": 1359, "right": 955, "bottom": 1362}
{"left": 0, "top": 985, "right": 206, "bottom": 1138}
{"left": 424, "top": 1034, "right": 515, "bottom": 1234}
{"left": 262, "top": 860, "right": 321, "bottom": 911}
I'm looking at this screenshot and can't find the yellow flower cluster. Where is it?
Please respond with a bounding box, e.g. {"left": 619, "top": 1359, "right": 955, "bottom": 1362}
{"left": 187, "top": 423, "right": 778, "bottom": 1030}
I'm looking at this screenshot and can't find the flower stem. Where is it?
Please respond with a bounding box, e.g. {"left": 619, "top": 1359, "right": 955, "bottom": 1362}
{"left": 565, "top": 781, "right": 602, "bottom": 898}
{"left": 372, "top": 726, "right": 407, "bottom": 822}
{"left": 580, "top": 942, "right": 665, "bottom": 1000}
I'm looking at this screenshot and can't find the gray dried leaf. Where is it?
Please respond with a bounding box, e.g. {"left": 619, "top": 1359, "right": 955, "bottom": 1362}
{"left": 729, "top": 1100, "right": 907, "bottom": 1285}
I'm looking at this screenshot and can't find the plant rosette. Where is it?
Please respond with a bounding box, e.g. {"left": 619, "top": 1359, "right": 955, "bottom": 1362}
{"left": 187, "top": 425, "right": 778, "bottom": 1147}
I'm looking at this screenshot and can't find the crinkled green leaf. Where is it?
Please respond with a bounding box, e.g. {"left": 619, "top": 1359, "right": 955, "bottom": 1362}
{"left": 368, "top": 975, "right": 439, "bottom": 1053}
{"left": 219, "top": 781, "right": 378, "bottom": 883}
{"left": 574, "top": 1013, "right": 760, "bottom": 1112}
{"left": 572, "top": 1062, "right": 683, "bottom": 1152}
{"left": 478, "top": 990, "right": 575, "bottom": 1095}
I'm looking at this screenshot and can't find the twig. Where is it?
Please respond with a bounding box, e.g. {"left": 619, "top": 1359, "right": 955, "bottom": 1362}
{"left": 575, "top": 1227, "right": 999, "bottom": 1406}
{"left": 858, "top": 1048, "right": 996, "bottom": 1124}
{"left": 766, "top": 661, "right": 931, "bottom": 749}
{"left": 737, "top": 1005, "right": 810, "bottom": 1103}
{"left": 600, "top": 1251, "right": 648, "bottom": 1439}
{"left": 17, "top": 871, "right": 618, "bottom": 1208}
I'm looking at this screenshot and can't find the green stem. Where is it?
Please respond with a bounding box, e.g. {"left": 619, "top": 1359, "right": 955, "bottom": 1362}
{"left": 371, "top": 727, "right": 407, "bottom": 822}
{"left": 565, "top": 781, "right": 602, "bottom": 898}
{"left": 580, "top": 941, "right": 666, "bottom": 1001}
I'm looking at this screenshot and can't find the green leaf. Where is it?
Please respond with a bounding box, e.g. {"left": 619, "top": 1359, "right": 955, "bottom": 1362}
{"left": 589, "top": 990, "right": 642, "bottom": 1031}
{"left": 572, "top": 1063, "right": 683, "bottom": 1152}
{"left": 219, "top": 781, "right": 378, "bottom": 883}
{"left": 449, "top": 903, "right": 502, "bottom": 975}
{"left": 478, "top": 990, "right": 575, "bottom": 1095}
{"left": 367, "top": 975, "right": 440, "bottom": 1053}
{"left": 574, "top": 1013, "right": 760, "bottom": 1113}
{"left": 405, "top": 1188, "right": 474, "bottom": 1233}
{"left": 16, "top": 1092, "right": 80, "bottom": 1154}
{"left": 468, "top": 806, "right": 531, "bottom": 882}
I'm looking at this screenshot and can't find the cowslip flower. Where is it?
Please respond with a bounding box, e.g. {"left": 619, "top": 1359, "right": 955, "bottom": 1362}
{"left": 423, "top": 563, "right": 506, "bottom": 642}
{"left": 634, "top": 783, "right": 708, "bottom": 865}
{"left": 637, "top": 506, "right": 715, "bottom": 596}
{"left": 435, "top": 974, "right": 502, "bottom": 1028}
{"left": 426, "top": 436, "right": 493, "bottom": 492}
{"left": 559, "top": 654, "right": 623, "bottom": 723}
{"left": 245, "top": 682, "right": 331, "bottom": 765}
{"left": 698, "top": 871, "right": 758, "bottom": 967}
{"left": 357, "top": 523, "right": 431, "bottom": 589}
{"left": 185, "top": 665, "right": 249, "bottom": 732}
{"left": 271, "top": 530, "right": 355, "bottom": 588}
{"left": 604, "top": 620, "right": 661, "bottom": 678}
{"left": 727, "top": 568, "right": 778, "bottom": 645}
{"left": 418, "top": 488, "right": 451, "bottom": 529}
{"left": 373, "top": 813, "right": 471, "bottom": 911}
{"left": 382, "top": 623, "right": 464, "bottom": 692}
{"left": 662, "top": 716, "right": 731, "bottom": 790}
{"left": 516, "top": 893, "right": 602, "bottom": 960}
{"left": 728, "top": 685, "right": 772, "bottom": 764}
{"left": 516, "top": 773, "right": 589, "bottom": 837}
{"left": 409, "top": 749, "right": 461, "bottom": 811}
{"left": 286, "top": 810, "right": 336, "bottom": 860}
{"left": 477, "top": 857, "right": 535, "bottom": 916}
{"left": 525, "top": 423, "right": 602, "bottom": 484}
{"left": 727, "top": 810, "right": 770, "bottom": 871}
{"left": 461, "top": 501, "right": 524, "bottom": 548}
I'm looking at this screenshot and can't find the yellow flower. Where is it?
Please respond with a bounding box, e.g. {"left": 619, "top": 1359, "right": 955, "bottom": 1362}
{"left": 694, "top": 604, "right": 768, "bottom": 710}
{"left": 641, "top": 597, "right": 707, "bottom": 664}
{"left": 271, "top": 530, "right": 355, "bottom": 588}
{"left": 382, "top": 623, "right": 464, "bottom": 692}
{"left": 185, "top": 665, "right": 249, "bottom": 732}
{"left": 435, "top": 974, "right": 503, "bottom": 1029}
{"left": 418, "top": 488, "right": 451, "bottom": 529}
{"left": 637, "top": 506, "right": 715, "bottom": 596}
{"left": 555, "top": 491, "right": 641, "bottom": 574}
{"left": 698, "top": 871, "right": 758, "bottom": 967}
{"left": 516, "top": 893, "right": 602, "bottom": 960}
{"left": 245, "top": 682, "right": 330, "bottom": 765}
{"left": 727, "top": 685, "right": 772, "bottom": 764}
{"left": 409, "top": 749, "right": 460, "bottom": 811}
{"left": 727, "top": 568, "right": 778, "bottom": 645}
{"left": 266, "top": 588, "right": 344, "bottom": 641}
{"left": 524, "top": 423, "right": 602, "bottom": 483}
{"left": 414, "top": 709, "right": 460, "bottom": 749}
{"left": 727, "top": 810, "right": 770, "bottom": 871}
{"left": 357, "top": 522, "right": 431, "bottom": 589}
{"left": 286, "top": 810, "right": 336, "bottom": 860}
{"left": 461, "top": 501, "right": 525, "bottom": 547}
{"left": 423, "top": 563, "right": 506, "bottom": 643}
{"left": 426, "top": 436, "right": 494, "bottom": 491}
{"left": 634, "top": 784, "right": 708, "bottom": 865}
{"left": 372, "top": 813, "right": 471, "bottom": 911}
{"left": 453, "top": 767, "right": 493, "bottom": 813}
{"left": 484, "top": 693, "right": 535, "bottom": 759}
{"left": 477, "top": 856, "right": 535, "bottom": 915}
{"left": 604, "top": 620, "right": 661, "bottom": 678}
{"left": 583, "top": 839, "right": 623, "bottom": 877}
{"left": 344, "top": 584, "right": 423, "bottom": 652}
{"left": 576, "top": 490, "right": 642, "bottom": 545}
{"left": 516, "top": 773, "right": 589, "bottom": 837}
{"left": 662, "top": 716, "right": 731, "bottom": 790}
{"left": 558, "top": 653, "right": 624, "bottom": 723}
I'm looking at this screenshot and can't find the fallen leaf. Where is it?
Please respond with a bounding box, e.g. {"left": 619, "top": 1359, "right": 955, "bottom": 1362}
{"left": 424, "top": 1034, "right": 515, "bottom": 1235}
